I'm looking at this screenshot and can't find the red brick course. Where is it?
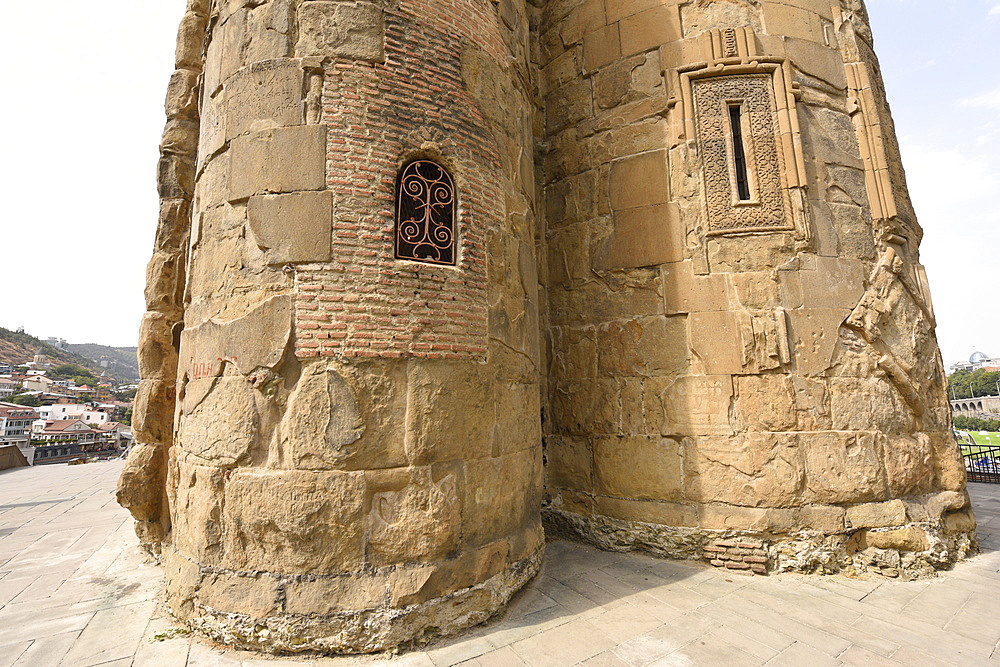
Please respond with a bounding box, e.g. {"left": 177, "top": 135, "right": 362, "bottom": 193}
{"left": 295, "top": 7, "right": 505, "bottom": 361}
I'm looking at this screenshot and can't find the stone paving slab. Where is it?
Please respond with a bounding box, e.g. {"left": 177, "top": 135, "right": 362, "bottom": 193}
{"left": 1, "top": 461, "right": 998, "bottom": 666}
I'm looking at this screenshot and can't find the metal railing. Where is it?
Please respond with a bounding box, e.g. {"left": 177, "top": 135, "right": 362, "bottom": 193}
{"left": 961, "top": 443, "right": 1000, "bottom": 484}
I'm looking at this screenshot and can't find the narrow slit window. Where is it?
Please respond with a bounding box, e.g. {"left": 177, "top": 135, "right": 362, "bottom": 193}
{"left": 728, "top": 103, "right": 752, "bottom": 201}
{"left": 394, "top": 160, "right": 456, "bottom": 265}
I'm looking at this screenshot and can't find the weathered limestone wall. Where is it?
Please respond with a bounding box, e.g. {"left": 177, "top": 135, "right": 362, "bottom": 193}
{"left": 537, "top": 0, "right": 975, "bottom": 577}
{"left": 121, "top": 0, "right": 975, "bottom": 655}
{"left": 121, "top": 0, "right": 543, "bottom": 654}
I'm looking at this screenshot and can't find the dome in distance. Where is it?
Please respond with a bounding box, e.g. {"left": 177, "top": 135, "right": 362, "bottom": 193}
{"left": 970, "top": 351, "right": 990, "bottom": 364}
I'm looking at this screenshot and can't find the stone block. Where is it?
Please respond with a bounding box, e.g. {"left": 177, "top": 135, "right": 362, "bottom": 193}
{"left": 545, "top": 78, "right": 594, "bottom": 134}
{"left": 654, "top": 375, "right": 734, "bottom": 436}
{"left": 729, "top": 271, "right": 780, "bottom": 311}
{"left": 594, "top": 203, "right": 683, "bottom": 270}
{"left": 864, "top": 527, "right": 930, "bottom": 552}
{"left": 223, "top": 59, "right": 304, "bottom": 142}
{"left": 175, "top": 10, "right": 209, "bottom": 69}
{"left": 584, "top": 23, "right": 621, "bottom": 72}
{"left": 282, "top": 364, "right": 363, "bottom": 470}
{"left": 761, "top": 3, "right": 822, "bottom": 42}
{"left": 942, "top": 509, "right": 976, "bottom": 534}
{"left": 247, "top": 191, "right": 332, "bottom": 264}
{"left": 228, "top": 125, "right": 327, "bottom": 200}
{"left": 137, "top": 312, "right": 179, "bottom": 380}
{"left": 544, "top": 435, "right": 593, "bottom": 492}
{"left": 784, "top": 37, "right": 847, "bottom": 90}
{"left": 734, "top": 375, "right": 797, "bottom": 432}
{"left": 132, "top": 379, "right": 176, "bottom": 446}
{"left": 177, "top": 375, "right": 259, "bottom": 465}
{"left": 595, "top": 435, "right": 682, "bottom": 500}
{"left": 801, "top": 431, "right": 888, "bottom": 505}
{"left": 662, "top": 263, "right": 728, "bottom": 314}
{"left": 405, "top": 363, "right": 495, "bottom": 465}
{"left": 551, "top": 379, "right": 621, "bottom": 435}
{"left": 221, "top": 469, "right": 366, "bottom": 574}
{"left": 296, "top": 1, "right": 385, "bottom": 61}
{"left": 494, "top": 381, "right": 542, "bottom": 456}
{"left": 609, "top": 150, "right": 669, "bottom": 211}
{"left": 171, "top": 460, "right": 224, "bottom": 563}
{"left": 786, "top": 308, "right": 850, "bottom": 375}
{"left": 157, "top": 154, "right": 195, "bottom": 199}
{"left": 179, "top": 293, "right": 293, "bottom": 379}
{"left": 161, "top": 118, "right": 200, "bottom": 156}
{"left": 558, "top": 0, "right": 606, "bottom": 46}
{"left": 162, "top": 548, "right": 202, "bottom": 619}
{"left": 684, "top": 433, "right": 804, "bottom": 508}
{"left": 198, "top": 571, "right": 280, "bottom": 617}
{"left": 846, "top": 499, "right": 907, "bottom": 529}
{"left": 245, "top": 0, "right": 294, "bottom": 63}
{"left": 549, "top": 326, "right": 598, "bottom": 382}
{"left": 462, "top": 449, "right": 541, "bottom": 548}
{"left": 619, "top": 5, "right": 681, "bottom": 56}
{"left": 388, "top": 566, "right": 436, "bottom": 607}
{"left": 689, "top": 311, "right": 744, "bottom": 375}
{"left": 547, "top": 270, "right": 663, "bottom": 327}
{"left": 164, "top": 69, "right": 200, "bottom": 120}
{"left": 595, "top": 496, "right": 698, "bottom": 527}
{"left": 364, "top": 466, "right": 461, "bottom": 566}
{"left": 779, "top": 256, "right": 865, "bottom": 310}
{"left": 116, "top": 443, "right": 165, "bottom": 522}
{"left": 703, "top": 227, "right": 792, "bottom": 269}
{"left": 285, "top": 574, "right": 386, "bottom": 615}
{"left": 605, "top": 0, "right": 663, "bottom": 23}
{"left": 830, "top": 377, "right": 912, "bottom": 433}
{"left": 883, "top": 434, "right": 934, "bottom": 498}
{"left": 596, "top": 316, "right": 688, "bottom": 377}
{"left": 547, "top": 225, "right": 591, "bottom": 285}
{"left": 928, "top": 431, "right": 968, "bottom": 492}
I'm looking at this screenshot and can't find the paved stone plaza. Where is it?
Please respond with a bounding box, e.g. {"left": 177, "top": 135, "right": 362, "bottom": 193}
{"left": 1, "top": 460, "right": 998, "bottom": 666}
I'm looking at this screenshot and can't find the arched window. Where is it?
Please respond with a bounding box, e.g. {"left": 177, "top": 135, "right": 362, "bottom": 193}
{"left": 395, "top": 159, "right": 456, "bottom": 265}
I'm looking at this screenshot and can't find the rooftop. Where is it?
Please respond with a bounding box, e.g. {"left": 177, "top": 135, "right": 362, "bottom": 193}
{"left": 1, "top": 461, "right": 998, "bottom": 666}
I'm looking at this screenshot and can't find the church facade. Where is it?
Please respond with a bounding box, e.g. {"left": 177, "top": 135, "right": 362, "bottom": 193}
{"left": 118, "top": 0, "right": 975, "bottom": 654}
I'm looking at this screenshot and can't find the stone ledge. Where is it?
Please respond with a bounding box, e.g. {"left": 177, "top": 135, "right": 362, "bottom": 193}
{"left": 173, "top": 546, "right": 544, "bottom": 655}
{"left": 543, "top": 506, "right": 977, "bottom": 579}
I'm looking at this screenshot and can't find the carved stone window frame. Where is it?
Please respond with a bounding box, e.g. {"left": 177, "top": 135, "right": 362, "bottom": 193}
{"left": 669, "top": 27, "right": 810, "bottom": 239}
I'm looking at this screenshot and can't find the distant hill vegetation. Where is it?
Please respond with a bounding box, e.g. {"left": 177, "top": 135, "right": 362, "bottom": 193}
{"left": 66, "top": 343, "right": 139, "bottom": 381}
{"left": 0, "top": 327, "right": 138, "bottom": 382}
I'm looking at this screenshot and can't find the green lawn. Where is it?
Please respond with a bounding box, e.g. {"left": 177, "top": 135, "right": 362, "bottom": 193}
{"left": 957, "top": 431, "right": 1000, "bottom": 455}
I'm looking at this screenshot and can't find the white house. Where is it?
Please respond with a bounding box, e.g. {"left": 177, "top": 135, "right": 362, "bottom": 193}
{"left": 37, "top": 404, "right": 109, "bottom": 425}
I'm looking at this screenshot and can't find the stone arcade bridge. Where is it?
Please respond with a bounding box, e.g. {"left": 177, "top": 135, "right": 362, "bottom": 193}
{"left": 951, "top": 395, "right": 1000, "bottom": 417}
{"left": 2, "top": 460, "right": 1000, "bottom": 666}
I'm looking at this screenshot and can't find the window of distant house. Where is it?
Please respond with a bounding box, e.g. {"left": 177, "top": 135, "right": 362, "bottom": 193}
{"left": 394, "top": 159, "right": 456, "bottom": 265}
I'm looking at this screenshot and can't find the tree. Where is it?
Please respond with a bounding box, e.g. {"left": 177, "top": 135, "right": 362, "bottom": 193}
{"left": 51, "top": 364, "right": 95, "bottom": 381}
{"left": 6, "top": 393, "right": 41, "bottom": 407}
{"left": 947, "top": 369, "right": 1000, "bottom": 400}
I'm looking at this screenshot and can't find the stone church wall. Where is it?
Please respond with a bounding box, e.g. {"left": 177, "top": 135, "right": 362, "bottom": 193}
{"left": 121, "top": 0, "right": 545, "bottom": 654}
{"left": 537, "top": 0, "right": 973, "bottom": 578}
{"left": 117, "top": 0, "right": 976, "bottom": 655}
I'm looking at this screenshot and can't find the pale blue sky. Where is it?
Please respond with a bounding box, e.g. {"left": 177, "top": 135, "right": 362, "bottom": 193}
{"left": 0, "top": 0, "right": 995, "bottom": 369}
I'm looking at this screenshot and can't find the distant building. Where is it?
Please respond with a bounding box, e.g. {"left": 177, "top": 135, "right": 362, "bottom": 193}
{"left": 0, "top": 377, "right": 20, "bottom": 399}
{"left": 22, "top": 375, "right": 54, "bottom": 392}
{"left": 0, "top": 403, "right": 39, "bottom": 464}
{"left": 37, "top": 404, "right": 109, "bottom": 425}
{"left": 45, "top": 337, "right": 68, "bottom": 350}
{"left": 950, "top": 351, "right": 1000, "bottom": 374}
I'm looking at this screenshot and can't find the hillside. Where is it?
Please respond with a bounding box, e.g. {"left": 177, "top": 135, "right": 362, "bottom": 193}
{"left": 0, "top": 327, "right": 123, "bottom": 380}
{"left": 67, "top": 343, "right": 140, "bottom": 381}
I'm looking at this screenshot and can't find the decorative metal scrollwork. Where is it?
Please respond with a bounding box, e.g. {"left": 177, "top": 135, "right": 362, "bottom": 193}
{"left": 394, "top": 160, "right": 456, "bottom": 265}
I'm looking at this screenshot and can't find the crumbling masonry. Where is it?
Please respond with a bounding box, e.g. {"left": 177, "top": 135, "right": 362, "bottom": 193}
{"left": 118, "top": 0, "right": 976, "bottom": 654}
